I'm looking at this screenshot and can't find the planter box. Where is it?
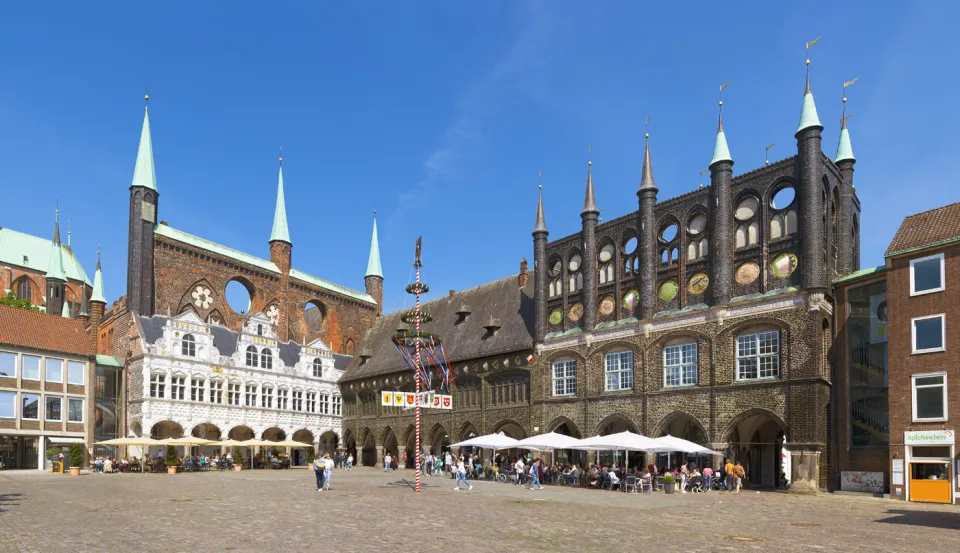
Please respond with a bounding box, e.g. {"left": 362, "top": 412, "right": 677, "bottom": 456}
{"left": 234, "top": 465, "right": 243, "bottom": 472}
{"left": 167, "top": 466, "right": 178, "bottom": 475}
{"left": 663, "top": 481, "right": 676, "bottom": 494}
{"left": 68, "top": 467, "right": 81, "bottom": 476}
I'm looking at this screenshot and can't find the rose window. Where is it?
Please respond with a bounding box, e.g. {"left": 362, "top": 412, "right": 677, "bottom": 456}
{"left": 192, "top": 286, "right": 213, "bottom": 309}
{"left": 266, "top": 305, "right": 280, "bottom": 325}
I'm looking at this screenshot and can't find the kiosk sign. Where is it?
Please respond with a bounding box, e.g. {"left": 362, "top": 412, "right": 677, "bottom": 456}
{"left": 904, "top": 430, "right": 954, "bottom": 445}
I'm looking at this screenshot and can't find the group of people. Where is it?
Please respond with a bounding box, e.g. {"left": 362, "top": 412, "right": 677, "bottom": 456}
{"left": 92, "top": 456, "right": 131, "bottom": 473}
{"left": 311, "top": 453, "right": 336, "bottom": 491}
{"left": 421, "top": 451, "right": 482, "bottom": 479}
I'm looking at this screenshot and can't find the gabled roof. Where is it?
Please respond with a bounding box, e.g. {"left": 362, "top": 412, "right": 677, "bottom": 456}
{"left": 154, "top": 224, "right": 375, "bottom": 304}
{"left": 0, "top": 305, "right": 95, "bottom": 357}
{"left": 886, "top": 202, "right": 960, "bottom": 257}
{"left": 341, "top": 272, "right": 534, "bottom": 382}
{"left": 0, "top": 227, "right": 91, "bottom": 285}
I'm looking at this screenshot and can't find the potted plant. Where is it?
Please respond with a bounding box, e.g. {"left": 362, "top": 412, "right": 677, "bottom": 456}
{"left": 233, "top": 447, "right": 244, "bottom": 472}
{"left": 68, "top": 443, "right": 84, "bottom": 476}
{"left": 165, "top": 445, "right": 179, "bottom": 474}
{"left": 663, "top": 474, "right": 676, "bottom": 494}
{"left": 306, "top": 448, "right": 316, "bottom": 466}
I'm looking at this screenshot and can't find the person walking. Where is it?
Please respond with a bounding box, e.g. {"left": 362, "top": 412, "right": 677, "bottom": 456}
{"left": 454, "top": 456, "right": 472, "bottom": 491}
{"left": 514, "top": 457, "right": 525, "bottom": 486}
{"left": 528, "top": 459, "right": 544, "bottom": 491}
{"left": 384, "top": 452, "right": 392, "bottom": 472}
{"left": 313, "top": 453, "right": 325, "bottom": 492}
{"left": 680, "top": 461, "right": 690, "bottom": 493}
{"left": 702, "top": 465, "right": 714, "bottom": 492}
{"left": 346, "top": 453, "right": 354, "bottom": 471}
{"left": 323, "top": 453, "right": 334, "bottom": 491}
{"left": 733, "top": 461, "right": 745, "bottom": 494}
{"left": 724, "top": 458, "right": 735, "bottom": 492}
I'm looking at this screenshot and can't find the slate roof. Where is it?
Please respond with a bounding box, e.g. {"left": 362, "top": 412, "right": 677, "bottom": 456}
{"left": 0, "top": 227, "right": 92, "bottom": 285}
{"left": 341, "top": 272, "right": 534, "bottom": 382}
{"left": 137, "top": 314, "right": 340, "bottom": 368}
{"left": 0, "top": 305, "right": 95, "bottom": 357}
{"left": 886, "top": 202, "right": 960, "bottom": 256}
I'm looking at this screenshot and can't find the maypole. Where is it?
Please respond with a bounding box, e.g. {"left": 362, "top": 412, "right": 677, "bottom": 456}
{"left": 413, "top": 241, "right": 422, "bottom": 494}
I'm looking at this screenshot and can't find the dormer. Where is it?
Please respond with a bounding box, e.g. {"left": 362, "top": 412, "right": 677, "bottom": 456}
{"left": 235, "top": 312, "right": 282, "bottom": 370}
{"left": 455, "top": 303, "right": 471, "bottom": 324}
{"left": 298, "top": 337, "right": 336, "bottom": 380}
{"left": 242, "top": 312, "right": 277, "bottom": 339}
{"left": 161, "top": 311, "right": 214, "bottom": 361}
{"left": 483, "top": 316, "right": 502, "bottom": 337}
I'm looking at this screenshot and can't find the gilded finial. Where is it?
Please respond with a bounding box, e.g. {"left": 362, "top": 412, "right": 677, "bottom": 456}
{"left": 279, "top": 145, "right": 283, "bottom": 164}
{"left": 539, "top": 171, "right": 543, "bottom": 189}
{"left": 588, "top": 145, "right": 594, "bottom": 165}
{"left": 699, "top": 169, "right": 708, "bottom": 189}
{"left": 145, "top": 83, "right": 149, "bottom": 105}
{"left": 644, "top": 116, "right": 651, "bottom": 139}
{"left": 765, "top": 143, "right": 775, "bottom": 166}
{"left": 805, "top": 36, "right": 820, "bottom": 90}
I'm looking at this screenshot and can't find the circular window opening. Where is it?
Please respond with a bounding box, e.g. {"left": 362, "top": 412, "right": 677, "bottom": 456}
{"left": 599, "top": 243, "right": 615, "bottom": 263}
{"left": 687, "top": 213, "right": 707, "bottom": 235}
{"left": 735, "top": 197, "right": 759, "bottom": 221}
{"left": 304, "top": 301, "right": 325, "bottom": 332}
{"left": 548, "top": 258, "right": 562, "bottom": 277}
{"left": 224, "top": 279, "right": 252, "bottom": 314}
{"left": 623, "top": 237, "right": 638, "bottom": 254}
{"left": 771, "top": 187, "right": 796, "bottom": 209}
{"left": 660, "top": 224, "right": 678, "bottom": 242}
{"left": 568, "top": 254, "right": 582, "bottom": 272}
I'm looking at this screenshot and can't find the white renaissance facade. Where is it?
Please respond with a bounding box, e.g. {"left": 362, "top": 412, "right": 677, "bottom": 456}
{"left": 128, "top": 311, "right": 342, "bottom": 462}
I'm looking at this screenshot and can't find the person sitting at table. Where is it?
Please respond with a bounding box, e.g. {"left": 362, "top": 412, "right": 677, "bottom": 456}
{"left": 608, "top": 469, "right": 621, "bottom": 490}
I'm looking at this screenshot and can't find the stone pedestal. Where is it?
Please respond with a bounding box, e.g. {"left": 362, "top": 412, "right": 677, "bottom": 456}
{"left": 786, "top": 443, "right": 822, "bottom": 494}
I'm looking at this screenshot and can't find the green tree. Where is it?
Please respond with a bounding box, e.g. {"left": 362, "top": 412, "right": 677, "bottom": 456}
{"left": 232, "top": 446, "right": 244, "bottom": 466}
{"left": 68, "top": 443, "right": 84, "bottom": 467}
{"left": 164, "top": 445, "right": 179, "bottom": 467}
{"left": 0, "top": 292, "right": 41, "bottom": 312}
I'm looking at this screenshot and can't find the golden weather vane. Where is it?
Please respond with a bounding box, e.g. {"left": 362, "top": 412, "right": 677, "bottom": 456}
{"left": 279, "top": 145, "right": 283, "bottom": 164}
{"left": 699, "top": 169, "right": 708, "bottom": 189}
{"left": 805, "top": 36, "right": 821, "bottom": 79}
{"left": 842, "top": 77, "right": 858, "bottom": 123}
{"left": 765, "top": 143, "right": 775, "bottom": 166}
{"left": 719, "top": 80, "right": 730, "bottom": 111}
{"left": 645, "top": 116, "right": 652, "bottom": 138}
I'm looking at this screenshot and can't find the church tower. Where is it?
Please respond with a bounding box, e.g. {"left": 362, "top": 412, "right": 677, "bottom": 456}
{"left": 796, "top": 63, "right": 826, "bottom": 291}
{"left": 709, "top": 106, "right": 734, "bottom": 305}
{"left": 364, "top": 212, "right": 383, "bottom": 316}
{"left": 637, "top": 132, "right": 659, "bottom": 319}
{"left": 45, "top": 210, "right": 66, "bottom": 316}
{"left": 580, "top": 162, "right": 599, "bottom": 331}
{"left": 836, "top": 88, "right": 857, "bottom": 274}
{"left": 126, "top": 95, "right": 159, "bottom": 315}
{"left": 269, "top": 154, "right": 292, "bottom": 336}
{"left": 532, "top": 183, "right": 548, "bottom": 343}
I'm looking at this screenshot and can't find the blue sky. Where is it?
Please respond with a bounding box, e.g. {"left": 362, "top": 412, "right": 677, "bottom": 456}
{"left": 1, "top": 2, "right": 957, "bottom": 312}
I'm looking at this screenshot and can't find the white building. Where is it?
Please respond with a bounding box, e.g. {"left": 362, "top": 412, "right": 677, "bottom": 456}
{"left": 128, "top": 311, "right": 344, "bottom": 464}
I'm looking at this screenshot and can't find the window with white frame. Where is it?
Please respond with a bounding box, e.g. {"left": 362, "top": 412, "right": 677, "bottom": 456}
{"left": 261, "top": 348, "right": 273, "bottom": 370}
{"left": 228, "top": 382, "right": 241, "bottom": 406}
{"left": 262, "top": 386, "right": 274, "bottom": 408}
{"left": 910, "top": 253, "right": 945, "bottom": 296}
{"left": 67, "top": 361, "right": 84, "bottom": 385}
{"left": 22, "top": 393, "right": 39, "bottom": 419}
{"left": 0, "top": 391, "right": 14, "bottom": 418}
{"left": 210, "top": 380, "right": 223, "bottom": 404}
{"left": 150, "top": 373, "right": 166, "bottom": 398}
{"left": 313, "top": 358, "right": 323, "bottom": 378}
{"left": 0, "top": 352, "right": 16, "bottom": 377}
{"left": 605, "top": 351, "right": 634, "bottom": 391}
{"left": 68, "top": 398, "right": 83, "bottom": 422}
{"left": 45, "top": 358, "right": 63, "bottom": 383}
{"left": 912, "top": 373, "right": 947, "bottom": 421}
{"left": 171, "top": 375, "right": 185, "bottom": 400}
{"left": 45, "top": 396, "right": 61, "bottom": 421}
{"left": 306, "top": 392, "right": 316, "bottom": 412}
{"left": 245, "top": 385, "right": 257, "bottom": 406}
{"left": 736, "top": 331, "right": 780, "bottom": 380}
{"left": 245, "top": 346, "right": 258, "bottom": 367}
{"left": 292, "top": 390, "right": 303, "bottom": 411}
{"left": 21, "top": 355, "right": 40, "bottom": 380}
{"left": 912, "top": 314, "right": 945, "bottom": 354}
{"left": 181, "top": 334, "right": 196, "bottom": 357}
{"left": 664, "top": 342, "right": 698, "bottom": 386}
{"left": 552, "top": 360, "right": 577, "bottom": 396}
{"left": 319, "top": 393, "right": 330, "bottom": 414}
{"left": 191, "top": 378, "right": 205, "bottom": 402}
{"left": 332, "top": 395, "right": 341, "bottom": 416}
{"left": 277, "top": 388, "right": 288, "bottom": 410}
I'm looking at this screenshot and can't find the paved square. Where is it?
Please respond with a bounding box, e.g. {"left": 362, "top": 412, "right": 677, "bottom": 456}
{"left": 0, "top": 468, "right": 957, "bottom": 552}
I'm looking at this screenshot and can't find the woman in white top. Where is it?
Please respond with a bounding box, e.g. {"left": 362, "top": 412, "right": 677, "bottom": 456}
{"left": 454, "top": 456, "right": 472, "bottom": 491}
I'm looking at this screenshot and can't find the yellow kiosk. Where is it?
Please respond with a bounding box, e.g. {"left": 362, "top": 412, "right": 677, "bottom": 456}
{"left": 903, "top": 430, "right": 955, "bottom": 504}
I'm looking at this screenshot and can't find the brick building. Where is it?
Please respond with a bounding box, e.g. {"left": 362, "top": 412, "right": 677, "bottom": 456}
{"left": 341, "top": 70, "right": 859, "bottom": 491}
{"left": 101, "top": 98, "right": 384, "bottom": 448}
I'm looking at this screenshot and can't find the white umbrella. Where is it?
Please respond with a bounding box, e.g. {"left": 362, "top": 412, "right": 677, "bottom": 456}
{"left": 96, "top": 436, "right": 163, "bottom": 473}
{"left": 450, "top": 432, "right": 519, "bottom": 450}
{"left": 515, "top": 432, "right": 582, "bottom": 451}
{"left": 647, "top": 435, "right": 707, "bottom": 453}
{"left": 570, "top": 431, "right": 658, "bottom": 451}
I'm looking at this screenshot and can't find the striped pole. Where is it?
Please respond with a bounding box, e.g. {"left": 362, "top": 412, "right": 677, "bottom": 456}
{"left": 414, "top": 263, "right": 421, "bottom": 494}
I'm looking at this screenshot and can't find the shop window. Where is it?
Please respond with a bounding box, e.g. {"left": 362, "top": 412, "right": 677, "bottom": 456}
{"left": 911, "top": 315, "right": 945, "bottom": 354}
{"left": 552, "top": 360, "right": 576, "bottom": 396}
{"left": 664, "top": 342, "right": 698, "bottom": 386}
{"left": 605, "top": 351, "right": 634, "bottom": 391}
{"left": 736, "top": 331, "right": 780, "bottom": 380}
{"left": 910, "top": 253, "right": 945, "bottom": 296}
{"left": 912, "top": 373, "right": 947, "bottom": 421}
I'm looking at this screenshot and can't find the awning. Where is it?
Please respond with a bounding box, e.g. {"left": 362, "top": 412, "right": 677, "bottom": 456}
{"left": 48, "top": 437, "right": 84, "bottom": 444}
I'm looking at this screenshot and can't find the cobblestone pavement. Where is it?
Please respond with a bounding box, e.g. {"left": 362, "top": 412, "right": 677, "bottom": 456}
{"left": 0, "top": 468, "right": 958, "bottom": 552}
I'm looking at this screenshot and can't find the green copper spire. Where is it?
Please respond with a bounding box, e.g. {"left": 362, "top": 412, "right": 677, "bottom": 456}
{"left": 835, "top": 125, "right": 854, "bottom": 162}
{"left": 91, "top": 249, "right": 106, "bottom": 304}
{"left": 365, "top": 212, "right": 382, "bottom": 278}
{"left": 270, "top": 158, "right": 291, "bottom": 243}
{"left": 797, "top": 76, "right": 823, "bottom": 133}
{"left": 131, "top": 98, "right": 157, "bottom": 191}
{"left": 711, "top": 114, "right": 733, "bottom": 165}
{"left": 61, "top": 301, "right": 71, "bottom": 318}
{"left": 46, "top": 210, "right": 66, "bottom": 282}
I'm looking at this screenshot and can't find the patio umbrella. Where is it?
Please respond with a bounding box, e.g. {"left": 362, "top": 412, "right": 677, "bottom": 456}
{"left": 515, "top": 432, "right": 582, "bottom": 451}
{"left": 450, "top": 432, "right": 519, "bottom": 450}
{"left": 214, "top": 439, "right": 257, "bottom": 469}
{"left": 648, "top": 435, "right": 717, "bottom": 469}
{"left": 570, "top": 431, "right": 659, "bottom": 470}
{"left": 95, "top": 436, "right": 163, "bottom": 473}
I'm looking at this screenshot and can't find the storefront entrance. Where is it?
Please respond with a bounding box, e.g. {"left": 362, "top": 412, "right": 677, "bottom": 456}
{"left": 909, "top": 462, "right": 952, "bottom": 503}
{"left": 0, "top": 436, "right": 39, "bottom": 469}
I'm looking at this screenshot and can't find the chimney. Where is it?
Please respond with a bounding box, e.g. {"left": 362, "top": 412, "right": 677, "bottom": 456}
{"left": 448, "top": 289, "right": 455, "bottom": 298}
{"left": 518, "top": 258, "right": 529, "bottom": 288}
